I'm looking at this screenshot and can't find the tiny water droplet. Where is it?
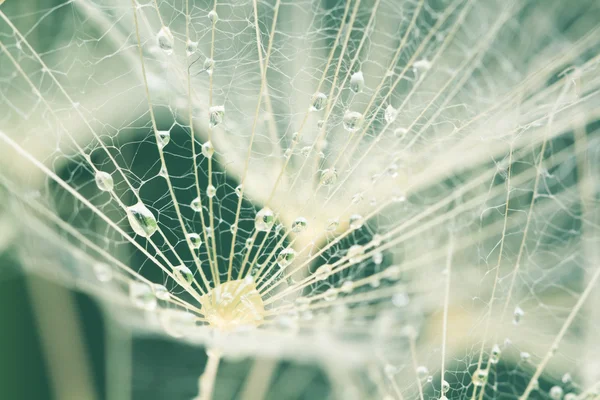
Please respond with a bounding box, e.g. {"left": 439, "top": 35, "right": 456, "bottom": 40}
{"left": 350, "top": 71, "right": 364, "bottom": 93}
{"left": 326, "top": 218, "right": 339, "bottom": 232}
{"left": 284, "top": 148, "right": 293, "bottom": 159}
{"left": 351, "top": 193, "right": 363, "bottom": 204}
{"left": 255, "top": 207, "right": 275, "bottom": 231}
{"left": 520, "top": 351, "right": 530, "bottom": 362}
{"left": 127, "top": 202, "right": 158, "bottom": 237}
{"left": 235, "top": 184, "right": 243, "bottom": 197}
{"left": 310, "top": 92, "right": 327, "bottom": 111}
{"left": 208, "top": 10, "right": 218, "bottom": 23}
{"left": 203, "top": 58, "right": 215, "bottom": 75}
{"left": 320, "top": 168, "right": 338, "bottom": 186}
{"left": 343, "top": 110, "right": 363, "bottom": 132}
{"left": 347, "top": 245, "right": 364, "bottom": 263}
{"left": 413, "top": 59, "right": 432, "bottom": 72}
{"left": 384, "top": 104, "right": 398, "bottom": 124}
{"left": 442, "top": 380, "right": 450, "bottom": 393}
{"left": 561, "top": 373, "right": 571, "bottom": 384}
{"left": 386, "top": 163, "right": 398, "bottom": 178}
{"left": 300, "top": 146, "right": 311, "bottom": 157}
{"left": 93, "top": 262, "right": 113, "bottom": 282}
{"left": 317, "top": 120, "right": 325, "bottom": 128}
{"left": 372, "top": 252, "right": 383, "bottom": 265}
{"left": 206, "top": 185, "right": 216, "bottom": 198}
{"left": 324, "top": 288, "right": 338, "bottom": 301}
{"left": 314, "top": 264, "right": 332, "bottom": 280}
{"left": 157, "top": 26, "right": 174, "bottom": 55}
{"left": 190, "top": 197, "right": 201, "bottom": 212}
{"left": 340, "top": 280, "right": 354, "bottom": 293}
{"left": 129, "top": 281, "right": 157, "bottom": 311}
{"left": 95, "top": 171, "right": 114, "bottom": 192}
{"left": 202, "top": 141, "right": 214, "bottom": 158}
{"left": 186, "top": 40, "right": 198, "bottom": 56}
{"left": 490, "top": 344, "right": 501, "bottom": 364}
{"left": 513, "top": 306, "right": 524, "bottom": 324}
{"left": 157, "top": 130, "right": 171, "bottom": 149}
{"left": 153, "top": 284, "right": 170, "bottom": 300}
{"left": 472, "top": 369, "right": 488, "bottom": 387}
{"left": 292, "top": 217, "right": 308, "bottom": 233}
{"left": 245, "top": 237, "right": 253, "bottom": 249}
{"left": 395, "top": 127, "right": 408, "bottom": 138}
{"left": 187, "top": 233, "right": 202, "bottom": 249}
{"left": 349, "top": 214, "right": 363, "bottom": 230}
{"left": 277, "top": 248, "right": 296, "bottom": 268}
{"left": 550, "top": 386, "right": 564, "bottom": 400}
{"left": 392, "top": 292, "right": 409, "bottom": 307}
{"left": 416, "top": 366, "right": 429, "bottom": 379}
{"left": 209, "top": 105, "right": 225, "bottom": 128}
{"left": 174, "top": 265, "right": 194, "bottom": 284}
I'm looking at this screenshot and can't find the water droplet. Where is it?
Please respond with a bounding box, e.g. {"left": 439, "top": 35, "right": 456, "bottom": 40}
{"left": 127, "top": 202, "right": 158, "bottom": 237}
{"left": 349, "top": 214, "right": 363, "bottom": 230}
{"left": 255, "top": 207, "right": 275, "bottom": 231}
{"left": 472, "top": 369, "right": 488, "bottom": 387}
{"left": 209, "top": 105, "right": 225, "bottom": 128}
{"left": 427, "top": 376, "right": 433, "bottom": 383}
{"left": 204, "top": 58, "right": 215, "bottom": 75}
{"left": 277, "top": 248, "right": 296, "bottom": 268}
{"left": 317, "top": 120, "right": 325, "bottom": 128}
{"left": 340, "top": 280, "right": 354, "bottom": 293}
{"left": 235, "top": 184, "right": 243, "bottom": 197}
{"left": 350, "top": 71, "right": 364, "bottom": 93}
{"left": 386, "top": 163, "right": 398, "bottom": 178}
{"left": 186, "top": 40, "right": 198, "bottom": 56}
{"left": 326, "top": 218, "right": 339, "bottom": 232}
{"left": 442, "top": 380, "right": 450, "bottom": 393}
{"left": 384, "top": 104, "right": 398, "bottom": 124}
{"left": 372, "top": 252, "right": 383, "bottom": 265}
{"left": 208, "top": 10, "right": 218, "bottom": 23}
{"left": 416, "top": 366, "right": 428, "bottom": 380}
{"left": 351, "top": 193, "right": 363, "bottom": 204}
{"left": 300, "top": 146, "right": 311, "bottom": 157}
{"left": 95, "top": 171, "right": 113, "bottom": 192}
{"left": 314, "top": 264, "right": 332, "bottom": 280}
{"left": 561, "top": 373, "right": 572, "bottom": 384}
{"left": 372, "top": 234, "right": 383, "bottom": 246}
{"left": 153, "top": 284, "right": 170, "bottom": 300}
{"left": 324, "top": 288, "right": 338, "bottom": 301}
{"left": 513, "top": 306, "right": 524, "bottom": 324}
{"left": 175, "top": 265, "right": 194, "bottom": 284}
{"left": 550, "top": 386, "right": 564, "bottom": 400}
{"left": 187, "top": 233, "right": 202, "bottom": 249}
{"left": 310, "top": 92, "right": 327, "bottom": 111}
{"left": 284, "top": 148, "right": 292, "bottom": 159}
{"left": 413, "top": 59, "right": 432, "bottom": 72}
{"left": 129, "top": 281, "right": 157, "bottom": 311}
{"left": 191, "top": 197, "right": 202, "bottom": 212}
{"left": 157, "top": 26, "right": 174, "bottom": 55}
{"left": 93, "top": 262, "right": 113, "bottom": 282}
{"left": 520, "top": 351, "right": 530, "bottom": 362}
{"left": 382, "top": 265, "right": 401, "bottom": 280}
{"left": 392, "top": 292, "right": 409, "bottom": 307}
{"left": 245, "top": 237, "right": 253, "bottom": 249}
{"left": 490, "top": 344, "right": 501, "bottom": 364}
{"left": 395, "top": 127, "right": 408, "bottom": 138}
{"left": 206, "top": 185, "right": 216, "bottom": 198}
{"left": 202, "top": 141, "right": 214, "bottom": 158}
{"left": 347, "top": 245, "right": 364, "bottom": 263}
{"left": 292, "top": 217, "right": 308, "bottom": 233}
{"left": 320, "top": 168, "right": 338, "bottom": 186}
{"left": 343, "top": 110, "right": 363, "bottom": 132}
{"left": 156, "top": 130, "right": 171, "bottom": 149}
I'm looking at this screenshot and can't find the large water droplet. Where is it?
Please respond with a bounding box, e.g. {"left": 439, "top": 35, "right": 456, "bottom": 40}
{"left": 95, "top": 171, "right": 114, "bottom": 192}
{"left": 320, "top": 168, "right": 338, "bottom": 186}
{"left": 202, "top": 141, "right": 214, "bottom": 158}
{"left": 157, "top": 26, "right": 174, "bottom": 55}
{"left": 442, "top": 380, "right": 450, "bottom": 394}
{"left": 384, "top": 104, "right": 398, "bottom": 124}
{"left": 127, "top": 202, "right": 158, "bottom": 237}
{"left": 350, "top": 71, "right": 364, "bottom": 93}
{"left": 175, "top": 265, "right": 194, "bottom": 284}
{"left": 187, "top": 233, "right": 202, "bottom": 249}
{"left": 416, "top": 366, "right": 429, "bottom": 379}
{"left": 209, "top": 105, "right": 225, "bottom": 128}
{"left": 186, "top": 40, "right": 198, "bottom": 56}
{"left": 277, "top": 248, "right": 296, "bottom": 268}
{"left": 343, "top": 110, "right": 363, "bottom": 132}
{"left": 157, "top": 130, "right": 171, "bottom": 149}
{"left": 310, "top": 92, "right": 327, "bottom": 111}
{"left": 292, "top": 217, "right": 308, "bottom": 233}
{"left": 191, "top": 197, "right": 201, "bottom": 212}
{"left": 255, "top": 207, "right": 275, "bottom": 231}
{"left": 472, "top": 369, "right": 488, "bottom": 387}
{"left": 129, "top": 281, "right": 157, "bottom": 311}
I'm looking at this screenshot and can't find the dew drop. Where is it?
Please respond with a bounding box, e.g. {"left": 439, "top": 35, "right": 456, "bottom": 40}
{"left": 202, "top": 141, "right": 214, "bottom": 158}
{"left": 340, "top": 280, "right": 354, "bottom": 293}
{"left": 154, "top": 131, "right": 171, "bottom": 151}
{"left": 208, "top": 10, "right": 218, "bottom": 23}
{"left": 153, "top": 284, "right": 170, "bottom": 300}
{"left": 292, "top": 217, "right": 308, "bottom": 233}
{"left": 300, "top": 146, "right": 311, "bottom": 157}
{"left": 310, "top": 92, "right": 327, "bottom": 111}
{"left": 350, "top": 71, "right": 364, "bottom": 93}
{"left": 206, "top": 185, "right": 216, "bottom": 198}
{"left": 520, "top": 351, "right": 530, "bottom": 362}
{"left": 235, "top": 184, "right": 243, "bottom": 197}
{"left": 416, "top": 366, "right": 429, "bottom": 379}
{"left": 93, "top": 262, "right": 113, "bottom": 282}
{"left": 187, "top": 233, "right": 202, "bottom": 249}
{"left": 472, "top": 369, "right": 488, "bottom": 387}
{"left": 324, "top": 288, "right": 338, "bottom": 301}
{"left": 127, "top": 202, "right": 158, "bottom": 237}
{"left": 326, "top": 218, "right": 339, "bottom": 231}
{"left": 157, "top": 26, "right": 174, "bottom": 55}
{"left": 317, "top": 120, "right": 325, "bottom": 128}
{"left": 561, "top": 373, "right": 572, "bottom": 384}
{"left": 175, "top": 265, "right": 194, "bottom": 284}
{"left": 386, "top": 163, "right": 398, "bottom": 178}
{"left": 347, "top": 245, "right": 364, "bottom": 264}
{"left": 314, "top": 264, "right": 332, "bottom": 281}
{"left": 384, "top": 104, "right": 398, "bottom": 124}
{"left": 442, "top": 380, "right": 450, "bottom": 393}
{"left": 351, "top": 193, "right": 363, "bottom": 204}
{"left": 343, "top": 110, "right": 363, "bottom": 132}
{"left": 392, "top": 292, "right": 409, "bottom": 307}
{"left": 209, "top": 105, "right": 225, "bottom": 128}
{"left": 395, "top": 127, "right": 408, "bottom": 138}
{"left": 129, "top": 281, "right": 157, "bottom": 311}
{"left": 513, "top": 306, "right": 524, "bottom": 325}
{"left": 413, "top": 59, "right": 432, "bottom": 72}
{"left": 95, "top": 171, "right": 114, "bottom": 192}
{"left": 349, "top": 214, "right": 363, "bottom": 230}
{"left": 320, "top": 168, "right": 338, "bottom": 186}
{"left": 190, "top": 197, "right": 202, "bottom": 212}
{"left": 186, "top": 40, "right": 198, "bottom": 56}
{"left": 204, "top": 58, "right": 215, "bottom": 75}
{"left": 255, "top": 207, "right": 275, "bottom": 232}
{"left": 245, "top": 237, "right": 253, "bottom": 249}
{"left": 372, "top": 252, "right": 383, "bottom": 265}
{"left": 490, "top": 344, "right": 501, "bottom": 364}
{"left": 550, "top": 386, "right": 564, "bottom": 400}
{"left": 277, "top": 248, "right": 296, "bottom": 268}
{"left": 284, "top": 148, "right": 292, "bottom": 159}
